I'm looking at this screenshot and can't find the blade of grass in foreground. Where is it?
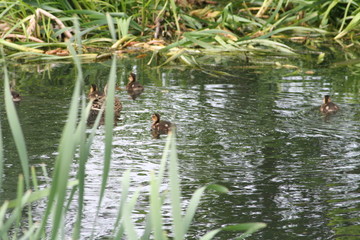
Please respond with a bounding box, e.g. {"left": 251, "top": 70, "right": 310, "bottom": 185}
{"left": 98, "top": 56, "right": 117, "bottom": 206}
{"left": 32, "top": 30, "right": 84, "bottom": 239}
{"left": 113, "top": 170, "right": 131, "bottom": 239}
{"left": 72, "top": 100, "right": 97, "bottom": 240}
{"left": 3, "top": 63, "right": 30, "bottom": 188}
{"left": 91, "top": 55, "right": 117, "bottom": 237}
{"left": 0, "top": 120, "right": 3, "bottom": 190}
{"left": 168, "top": 130, "right": 184, "bottom": 239}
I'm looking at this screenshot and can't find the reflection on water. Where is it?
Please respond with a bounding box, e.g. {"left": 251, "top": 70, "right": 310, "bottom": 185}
{"left": 1, "top": 57, "right": 360, "bottom": 239}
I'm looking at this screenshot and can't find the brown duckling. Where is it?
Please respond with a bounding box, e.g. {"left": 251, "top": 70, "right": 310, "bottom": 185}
{"left": 320, "top": 95, "right": 339, "bottom": 114}
{"left": 151, "top": 113, "right": 172, "bottom": 135}
{"left": 126, "top": 73, "right": 144, "bottom": 100}
{"left": 87, "top": 84, "right": 122, "bottom": 124}
{"left": 11, "top": 90, "right": 21, "bottom": 102}
{"left": 10, "top": 84, "right": 21, "bottom": 102}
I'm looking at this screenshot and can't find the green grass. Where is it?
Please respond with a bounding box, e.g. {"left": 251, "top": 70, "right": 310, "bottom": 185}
{"left": 0, "top": 0, "right": 359, "bottom": 64}
{"left": 0, "top": 23, "right": 266, "bottom": 239}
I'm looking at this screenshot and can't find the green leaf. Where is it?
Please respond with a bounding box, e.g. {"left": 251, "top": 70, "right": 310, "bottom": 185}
{"left": 335, "top": 11, "right": 360, "bottom": 39}
{"left": 3, "top": 64, "right": 30, "bottom": 188}
{"left": 168, "top": 132, "right": 184, "bottom": 239}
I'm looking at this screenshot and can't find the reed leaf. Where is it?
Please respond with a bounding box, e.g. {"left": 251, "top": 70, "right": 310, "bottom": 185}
{"left": 157, "top": 49, "right": 187, "bottom": 67}
{"left": 106, "top": 12, "right": 117, "bottom": 41}
{"left": 169, "top": 0, "right": 181, "bottom": 34}
{"left": 71, "top": 100, "right": 93, "bottom": 240}
{"left": 113, "top": 170, "right": 131, "bottom": 239}
{"left": 168, "top": 131, "right": 184, "bottom": 239}
{"left": 199, "top": 229, "right": 221, "bottom": 240}
{"left": 335, "top": 11, "right": 360, "bottom": 39}
{"left": 182, "top": 184, "right": 227, "bottom": 235}
{"left": 258, "top": 26, "right": 328, "bottom": 39}
{"left": 97, "top": 56, "right": 117, "bottom": 207}
{"left": 6, "top": 180, "right": 79, "bottom": 209}
{"left": 0, "top": 201, "right": 9, "bottom": 233}
{"left": 18, "top": 224, "right": 37, "bottom": 240}
{"left": 123, "top": 188, "right": 141, "bottom": 239}
{"left": 32, "top": 34, "right": 83, "bottom": 239}
{"left": 0, "top": 187, "right": 31, "bottom": 239}
{"left": 3, "top": 65, "right": 30, "bottom": 188}
{"left": 320, "top": 0, "right": 340, "bottom": 28}
{"left": 338, "top": 0, "right": 354, "bottom": 33}
{"left": 236, "top": 39, "right": 295, "bottom": 55}
{"left": 0, "top": 119, "right": 3, "bottom": 191}
{"left": 149, "top": 172, "right": 165, "bottom": 240}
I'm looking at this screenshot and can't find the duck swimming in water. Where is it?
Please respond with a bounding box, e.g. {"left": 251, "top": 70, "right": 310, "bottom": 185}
{"left": 320, "top": 95, "right": 339, "bottom": 114}
{"left": 126, "top": 73, "right": 144, "bottom": 100}
{"left": 87, "top": 84, "right": 122, "bottom": 124}
{"left": 11, "top": 90, "right": 21, "bottom": 102}
{"left": 151, "top": 113, "right": 172, "bottom": 135}
{"left": 9, "top": 84, "right": 21, "bottom": 102}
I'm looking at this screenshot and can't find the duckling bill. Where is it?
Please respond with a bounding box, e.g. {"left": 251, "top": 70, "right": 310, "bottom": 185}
{"left": 320, "top": 95, "right": 339, "bottom": 114}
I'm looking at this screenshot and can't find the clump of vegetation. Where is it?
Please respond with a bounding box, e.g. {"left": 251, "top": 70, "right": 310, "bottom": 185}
{"left": 0, "top": 0, "right": 359, "bottom": 62}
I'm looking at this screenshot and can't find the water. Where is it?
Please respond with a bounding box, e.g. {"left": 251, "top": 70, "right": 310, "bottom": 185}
{"left": 1, "top": 53, "right": 360, "bottom": 239}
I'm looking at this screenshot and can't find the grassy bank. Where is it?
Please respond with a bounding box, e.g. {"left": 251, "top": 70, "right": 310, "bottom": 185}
{"left": 0, "top": 0, "right": 359, "bottom": 63}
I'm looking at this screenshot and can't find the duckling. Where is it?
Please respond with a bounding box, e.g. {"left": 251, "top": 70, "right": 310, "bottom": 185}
{"left": 11, "top": 90, "right": 21, "bottom": 102}
{"left": 320, "top": 95, "right": 339, "bottom": 114}
{"left": 126, "top": 73, "right": 144, "bottom": 100}
{"left": 151, "top": 113, "right": 172, "bottom": 135}
{"left": 10, "top": 84, "right": 21, "bottom": 102}
{"left": 87, "top": 84, "right": 122, "bottom": 124}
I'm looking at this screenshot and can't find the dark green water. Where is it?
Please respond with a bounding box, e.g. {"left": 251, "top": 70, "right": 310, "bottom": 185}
{"left": 1, "top": 52, "right": 360, "bottom": 239}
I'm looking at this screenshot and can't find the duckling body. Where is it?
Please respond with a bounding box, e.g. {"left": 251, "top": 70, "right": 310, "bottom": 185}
{"left": 126, "top": 73, "right": 144, "bottom": 100}
{"left": 151, "top": 113, "right": 172, "bottom": 135}
{"left": 11, "top": 91, "right": 21, "bottom": 102}
{"left": 320, "top": 95, "right": 339, "bottom": 114}
{"left": 87, "top": 84, "right": 122, "bottom": 124}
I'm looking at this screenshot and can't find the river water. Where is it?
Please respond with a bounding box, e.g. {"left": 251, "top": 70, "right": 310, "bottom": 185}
{"left": 1, "top": 52, "right": 360, "bottom": 239}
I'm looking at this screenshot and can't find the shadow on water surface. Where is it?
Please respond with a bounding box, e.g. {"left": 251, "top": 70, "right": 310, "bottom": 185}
{"left": 1, "top": 54, "right": 360, "bottom": 239}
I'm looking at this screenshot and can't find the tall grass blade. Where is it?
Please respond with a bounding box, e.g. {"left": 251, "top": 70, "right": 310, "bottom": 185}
{"left": 98, "top": 56, "right": 117, "bottom": 206}
{"left": 123, "top": 188, "right": 141, "bottom": 239}
{"left": 18, "top": 224, "right": 37, "bottom": 240}
{"left": 169, "top": 0, "right": 181, "bottom": 34}
{"left": 3, "top": 65, "right": 30, "bottom": 188}
{"left": 0, "top": 180, "right": 31, "bottom": 238}
{"left": 113, "top": 170, "right": 131, "bottom": 239}
{"left": 6, "top": 180, "right": 79, "bottom": 209}
{"left": 72, "top": 99, "right": 93, "bottom": 240}
{"left": 140, "top": 132, "right": 173, "bottom": 240}
{"left": 200, "top": 229, "right": 222, "bottom": 240}
{"left": 0, "top": 39, "right": 43, "bottom": 53}
{"left": 168, "top": 131, "right": 184, "bottom": 239}
{"left": 338, "top": 0, "right": 353, "bottom": 33}
{"left": 48, "top": 40, "right": 83, "bottom": 239}
{"left": 0, "top": 2, "right": 17, "bottom": 19}
{"left": 13, "top": 175, "right": 25, "bottom": 238}
{"left": 335, "top": 11, "right": 360, "bottom": 39}
{"left": 0, "top": 119, "right": 3, "bottom": 190}
{"left": 157, "top": 49, "right": 186, "bottom": 68}
{"left": 106, "top": 12, "right": 117, "bottom": 41}
{"left": 149, "top": 172, "right": 165, "bottom": 240}
{"left": 265, "top": 0, "right": 284, "bottom": 24}
{"left": 320, "top": 0, "right": 339, "bottom": 28}
{"left": 33, "top": 35, "right": 83, "bottom": 239}
{"left": 0, "top": 201, "right": 9, "bottom": 230}
{"left": 74, "top": 16, "right": 83, "bottom": 55}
